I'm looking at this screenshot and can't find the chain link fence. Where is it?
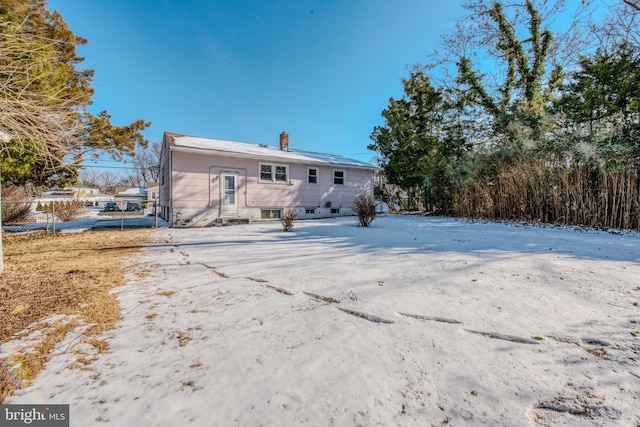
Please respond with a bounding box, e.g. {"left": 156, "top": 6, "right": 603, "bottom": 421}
{"left": 1, "top": 194, "right": 166, "bottom": 234}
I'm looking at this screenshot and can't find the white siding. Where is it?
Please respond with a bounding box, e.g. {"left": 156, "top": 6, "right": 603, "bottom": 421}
{"left": 165, "top": 149, "right": 375, "bottom": 227}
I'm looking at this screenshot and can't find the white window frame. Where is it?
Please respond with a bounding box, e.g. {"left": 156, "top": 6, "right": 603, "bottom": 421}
{"left": 307, "top": 167, "right": 318, "bottom": 185}
{"left": 259, "top": 163, "right": 289, "bottom": 183}
{"left": 333, "top": 169, "right": 345, "bottom": 186}
{"left": 305, "top": 208, "right": 316, "bottom": 214}
{"left": 261, "top": 209, "right": 282, "bottom": 219}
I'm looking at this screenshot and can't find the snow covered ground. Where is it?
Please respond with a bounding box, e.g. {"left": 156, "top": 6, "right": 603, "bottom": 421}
{"left": 5, "top": 215, "right": 640, "bottom": 426}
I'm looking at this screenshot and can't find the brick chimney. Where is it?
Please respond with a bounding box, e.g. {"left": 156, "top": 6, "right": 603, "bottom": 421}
{"left": 279, "top": 131, "right": 289, "bottom": 152}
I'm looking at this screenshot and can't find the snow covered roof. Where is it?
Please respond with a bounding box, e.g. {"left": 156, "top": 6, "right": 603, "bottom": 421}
{"left": 165, "top": 132, "right": 376, "bottom": 169}
{"left": 118, "top": 187, "right": 147, "bottom": 195}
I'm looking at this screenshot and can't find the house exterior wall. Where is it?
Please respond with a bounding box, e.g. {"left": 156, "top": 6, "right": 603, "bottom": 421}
{"left": 146, "top": 185, "right": 159, "bottom": 204}
{"left": 164, "top": 150, "right": 375, "bottom": 227}
{"left": 158, "top": 138, "right": 173, "bottom": 220}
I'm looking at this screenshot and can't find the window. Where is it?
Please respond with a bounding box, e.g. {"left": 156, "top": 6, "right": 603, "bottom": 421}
{"left": 261, "top": 209, "right": 282, "bottom": 219}
{"left": 275, "top": 166, "right": 287, "bottom": 182}
{"left": 333, "top": 170, "right": 345, "bottom": 185}
{"left": 260, "top": 164, "right": 272, "bottom": 181}
{"left": 307, "top": 168, "right": 318, "bottom": 184}
{"left": 259, "top": 163, "right": 288, "bottom": 183}
{"left": 305, "top": 208, "right": 316, "bottom": 214}
{"left": 330, "top": 208, "right": 340, "bottom": 214}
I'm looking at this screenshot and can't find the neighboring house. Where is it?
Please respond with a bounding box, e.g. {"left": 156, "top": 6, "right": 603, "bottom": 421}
{"left": 36, "top": 185, "right": 112, "bottom": 209}
{"left": 114, "top": 187, "right": 146, "bottom": 210}
{"left": 159, "top": 131, "right": 377, "bottom": 227}
{"left": 112, "top": 185, "right": 128, "bottom": 195}
{"left": 71, "top": 185, "right": 102, "bottom": 199}
{"left": 146, "top": 182, "right": 159, "bottom": 205}
{"left": 41, "top": 189, "right": 75, "bottom": 198}
{"left": 41, "top": 185, "right": 100, "bottom": 199}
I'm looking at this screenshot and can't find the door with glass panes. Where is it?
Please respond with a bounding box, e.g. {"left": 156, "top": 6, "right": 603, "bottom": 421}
{"left": 220, "top": 172, "right": 239, "bottom": 215}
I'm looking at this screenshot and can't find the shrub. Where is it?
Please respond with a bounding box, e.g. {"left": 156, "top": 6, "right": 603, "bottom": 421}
{"left": 1, "top": 185, "right": 33, "bottom": 224}
{"left": 281, "top": 209, "right": 296, "bottom": 232}
{"left": 47, "top": 201, "right": 86, "bottom": 222}
{"left": 353, "top": 194, "right": 376, "bottom": 227}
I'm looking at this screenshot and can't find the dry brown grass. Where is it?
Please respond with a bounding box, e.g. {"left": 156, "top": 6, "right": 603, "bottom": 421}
{"left": 156, "top": 290, "right": 176, "bottom": 297}
{"left": 0, "top": 229, "right": 154, "bottom": 403}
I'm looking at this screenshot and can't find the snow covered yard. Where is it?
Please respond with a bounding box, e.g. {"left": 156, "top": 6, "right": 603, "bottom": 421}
{"left": 6, "top": 215, "right": 640, "bottom": 426}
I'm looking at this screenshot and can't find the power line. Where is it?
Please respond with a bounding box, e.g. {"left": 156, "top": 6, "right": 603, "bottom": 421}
{"left": 80, "top": 164, "right": 154, "bottom": 171}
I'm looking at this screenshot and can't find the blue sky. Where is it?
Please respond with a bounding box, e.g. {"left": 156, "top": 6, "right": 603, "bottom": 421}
{"left": 46, "top": 0, "right": 467, "bottom": 164}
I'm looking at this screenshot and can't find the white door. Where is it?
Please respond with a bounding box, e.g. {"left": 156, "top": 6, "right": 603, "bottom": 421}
{"left": 220, "top": 172, "right": 239, "bottom": 215}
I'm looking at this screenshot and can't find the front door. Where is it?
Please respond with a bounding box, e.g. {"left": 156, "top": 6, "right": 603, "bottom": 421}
{"left": 220, "top": 172, "right": 239, "bottom": 215}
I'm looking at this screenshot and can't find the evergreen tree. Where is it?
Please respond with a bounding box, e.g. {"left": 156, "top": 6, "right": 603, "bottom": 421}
{"left": 369, "top": 71, "right": 468, "bottom": 212}
{"left": 555, "top": 43, "right": 640, "bottom": 169}
{"left": 0, "top": 0, "right": 150, "bottom": 186}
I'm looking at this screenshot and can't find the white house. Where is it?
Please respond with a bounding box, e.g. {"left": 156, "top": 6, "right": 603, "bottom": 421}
{"left": 35, "top": 185, "right": 112, "bottom": 210}
{"left": 114, "top": 187, "right": 146, "bottom": 210}
{"left": 146, "top": 182, "right": 159, "bottom": 205}
{"left": 159, "top": 131, "right": 377, "bottom": 227}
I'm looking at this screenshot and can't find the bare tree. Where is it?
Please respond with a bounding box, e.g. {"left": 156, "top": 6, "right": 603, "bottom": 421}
{"left": 120, "top": 141, "right": 161, "bottom": 188}
{"left": 430, "top": 1, "right": 597, "bottom": 91}
{"left": 594, "top": 0, "right": 640, "bottom": 48}
{"left": 96, "top": 171, "right": 122, "bottom": 194}
{"left": 78, "top": 168, "right": 102, "bottom": 187}
{"left": 623, "top": 0, "right": 640, "bottom": 12}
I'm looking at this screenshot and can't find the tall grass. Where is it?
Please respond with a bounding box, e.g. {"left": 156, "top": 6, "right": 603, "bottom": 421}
{"left": 450, "top": 160, "right": 640, "bottom": 229}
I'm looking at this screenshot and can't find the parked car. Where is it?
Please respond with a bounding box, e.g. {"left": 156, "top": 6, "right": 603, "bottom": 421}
{"left": 103, "top": 202, "right": 118, "bottom": 212}
{"left": 125, "top": 201, "right": 141, "bottom": 211}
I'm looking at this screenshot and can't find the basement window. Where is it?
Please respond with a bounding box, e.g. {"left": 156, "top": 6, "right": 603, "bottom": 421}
{"left": 305, "top": 208, "right": 316, "bottom": 214}
{"left": 261, "top": 209, "right": 282, "bottom": 220}
{"left": 330, "top": 208, "right": 340, "bottom": 214}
